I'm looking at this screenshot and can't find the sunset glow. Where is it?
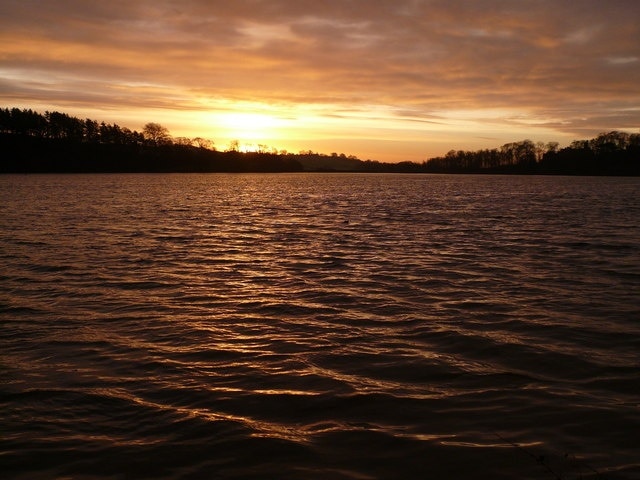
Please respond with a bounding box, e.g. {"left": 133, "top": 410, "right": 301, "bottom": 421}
{"left": 1, "top": 1, "right": 638, "bottom": 161}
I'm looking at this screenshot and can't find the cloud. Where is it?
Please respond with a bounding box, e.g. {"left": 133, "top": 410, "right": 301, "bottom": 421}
{"left": 1, "top": 0, "right": 638, "bottom": 158}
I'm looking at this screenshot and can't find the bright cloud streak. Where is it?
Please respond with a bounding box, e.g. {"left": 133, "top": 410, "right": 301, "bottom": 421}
{"left": 1, "top": 0, "right": 638, "bottom": 161}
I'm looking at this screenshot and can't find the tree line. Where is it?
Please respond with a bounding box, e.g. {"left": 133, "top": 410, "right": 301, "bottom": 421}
{"left": 423, "top": 133, "right": 640, "bottom": 175}
{"left": 1, "top": 107, "right": 638, "bottom": 174}
{"left": 0, "top": 108, "right": 303, "bottom": 173}
{"left": 0, "top": 107, "right": 215, "bottom": 148}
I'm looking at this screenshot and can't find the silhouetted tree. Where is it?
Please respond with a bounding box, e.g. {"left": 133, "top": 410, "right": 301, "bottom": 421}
{"left": 173, "top": 136, "right": 193, "bottom": 146}
{"left": 2, "top": 107, "right": 637, "bottom": 175}
{"left": 193, "top": 137, "right": 214, "bottom": 150}
{"left": 84, "top": 119, "right": 100, "bottom": 142}
{"left": 142, "top": 122, "right": 171, "bottom": 146}
{"left": 424, "top": 133, "right": 639, "bottom": 175}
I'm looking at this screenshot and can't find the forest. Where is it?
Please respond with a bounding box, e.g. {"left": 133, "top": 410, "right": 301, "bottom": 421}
{"left": 1, "top": 107, "right": 638, "bottom": 175}
{"left": 424, "top": 134, "right": 640, "bottom": 175}
{"left": 0, "top": 108, "right": 302, "bottom": 173}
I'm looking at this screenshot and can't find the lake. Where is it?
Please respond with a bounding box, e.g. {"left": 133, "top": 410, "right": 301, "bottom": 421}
{"left": 1, "top": 173, "right": 639, "bottom": 479}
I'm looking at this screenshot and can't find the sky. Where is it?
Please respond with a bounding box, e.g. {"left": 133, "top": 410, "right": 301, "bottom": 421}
{"left": 1, "top": 0, "right": 639, "bottom": 162}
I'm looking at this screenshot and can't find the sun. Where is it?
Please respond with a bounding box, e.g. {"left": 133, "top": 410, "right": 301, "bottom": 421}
{"left": 199, "top": 102, "right": 300, "bottom": 152}
{"left": 219, "top": 112, "right": 283, "bottom": 140}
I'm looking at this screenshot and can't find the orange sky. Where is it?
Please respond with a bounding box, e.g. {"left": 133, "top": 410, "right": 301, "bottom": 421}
{"left": 1, "top": 0, "right": 638, "bottom": 162}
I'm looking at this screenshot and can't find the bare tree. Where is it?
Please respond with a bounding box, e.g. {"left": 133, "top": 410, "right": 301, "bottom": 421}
{"left": 193, "top": 137, "right": 214, "bottom": 150}
{"left": 142, "top": 122, "right": 171, "bottom": 145}
{"left": 226, "top": 139, "right": 240, "bottom": 152}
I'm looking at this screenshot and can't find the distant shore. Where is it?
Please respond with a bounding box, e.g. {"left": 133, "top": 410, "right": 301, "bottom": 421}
{"left": 2, "top": 107, "right": 638, "bottom": 175}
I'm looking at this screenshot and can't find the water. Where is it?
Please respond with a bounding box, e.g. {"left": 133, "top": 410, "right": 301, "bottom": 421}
{"left": 1, "top": 173, "right": 639, "bottom": 479}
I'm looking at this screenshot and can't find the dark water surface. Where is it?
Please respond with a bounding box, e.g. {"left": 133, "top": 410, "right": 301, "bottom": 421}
{"left": 1, "top": 173, "right": 639, "bottom": 479}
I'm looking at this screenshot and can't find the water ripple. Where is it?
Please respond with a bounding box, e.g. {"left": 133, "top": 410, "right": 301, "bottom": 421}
{"left": 1, "top": 173, "right": 639, "bottom": 479}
